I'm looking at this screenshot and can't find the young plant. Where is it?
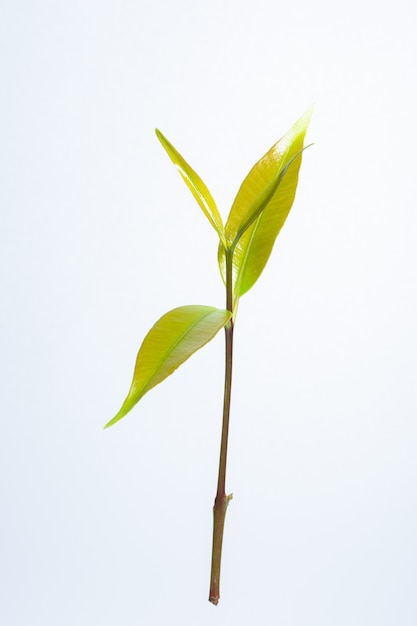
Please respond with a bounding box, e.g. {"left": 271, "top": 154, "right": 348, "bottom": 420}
{"left": 105, "top": 107, "right": 313, "bottom": 605}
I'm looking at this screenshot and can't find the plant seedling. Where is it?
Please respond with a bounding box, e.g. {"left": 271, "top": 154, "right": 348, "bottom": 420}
{"left": 105, "top": 107, "right": 313, "bottom": 605}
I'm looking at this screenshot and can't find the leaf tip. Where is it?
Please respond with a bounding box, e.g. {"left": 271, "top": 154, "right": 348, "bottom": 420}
{"left": 299, "top": 103, "right": 315, "bottom": 128}
{"left": 103, "top": 411, "right": 123, "bottom": 430}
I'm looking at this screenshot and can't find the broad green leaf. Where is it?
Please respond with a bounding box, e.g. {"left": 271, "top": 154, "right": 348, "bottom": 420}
{"left": 105, "top": 305, "right": 232, "bottom": 428}
{"left": 155, "top": 129, "right": 226, "bottom": 246}
{"left": 219, "top": 106, "right": 313, "bottom": 299}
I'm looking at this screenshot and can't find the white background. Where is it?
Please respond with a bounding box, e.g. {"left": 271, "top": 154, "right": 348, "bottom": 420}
{"left": 1, "top": 1, "right": 417, "bottom": 624}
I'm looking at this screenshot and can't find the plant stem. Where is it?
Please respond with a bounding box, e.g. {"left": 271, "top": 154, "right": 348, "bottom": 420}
{"left": 209, "top": 249, "right": 234, "bottom": 605}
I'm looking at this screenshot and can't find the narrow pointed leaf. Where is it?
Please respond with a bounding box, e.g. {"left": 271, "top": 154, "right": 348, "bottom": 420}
{"left": 105, "top": 305, "right": 232, "bottom": 428}
{"left": 155, "top": 129, "right": 226, "bottom": 246}
{"left": 219, "top": 106, "right": 313, "bottom": 298}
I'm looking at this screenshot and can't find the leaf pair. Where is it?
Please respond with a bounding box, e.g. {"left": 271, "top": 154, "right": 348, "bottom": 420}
{"left": 156, "top": 108, "right": 312, "bottom": 304}
{"left": 105, "top": 108, "right": 312, "bottom": 428}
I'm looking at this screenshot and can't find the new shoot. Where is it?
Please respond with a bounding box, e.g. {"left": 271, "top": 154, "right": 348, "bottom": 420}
{"left": 105, "top": 107, "right": 313, "bottom": 605}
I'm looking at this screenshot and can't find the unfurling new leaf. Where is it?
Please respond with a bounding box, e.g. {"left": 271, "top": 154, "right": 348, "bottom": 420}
{"left": 105, "top": 306, "right": 232, "bottom": 428}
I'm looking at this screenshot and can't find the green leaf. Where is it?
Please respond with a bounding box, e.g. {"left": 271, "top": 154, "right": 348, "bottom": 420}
{"left": 219, "top": 106, "right": 313, "bottom": 299}
{"left": 105, "top": 305, "right": 232, "bottom": 428}
{"left": 229, "top": 146, "right": 310, "bottom": 247}
{"left": 155, "top": 129, "right": 226, "bottom": 246}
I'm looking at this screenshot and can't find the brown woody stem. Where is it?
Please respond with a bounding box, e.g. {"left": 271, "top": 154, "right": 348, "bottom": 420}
{"left": 209, "top": 248, "right": 234, "bottom": 605}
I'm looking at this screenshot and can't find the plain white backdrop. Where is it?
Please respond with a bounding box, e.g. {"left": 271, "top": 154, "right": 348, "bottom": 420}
{"left": 1, "top": 0, "right": 417, "bottom": 624}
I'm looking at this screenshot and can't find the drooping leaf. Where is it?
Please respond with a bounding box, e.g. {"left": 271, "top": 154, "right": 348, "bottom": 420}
{"left": 219, "top": 106, "right": 313, "bottom": 299}
{"left": 105, "top": 305, "right": 232, "bottom": 428}
{"left": 155, "top": 129, "right": 226, "bottom": 246}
